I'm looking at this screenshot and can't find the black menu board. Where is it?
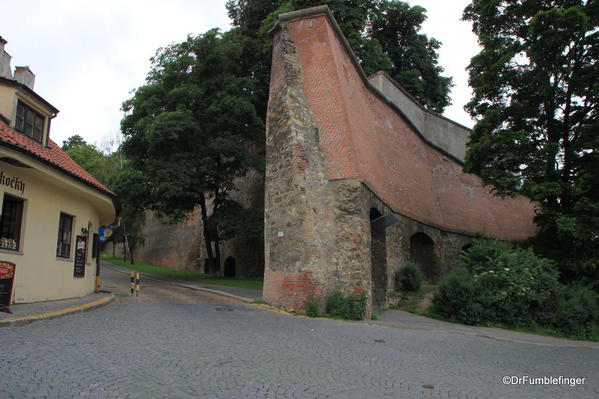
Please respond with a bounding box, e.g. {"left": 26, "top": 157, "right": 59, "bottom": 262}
{"left": 73, "top": 235, "right": 87, "bottom": 278}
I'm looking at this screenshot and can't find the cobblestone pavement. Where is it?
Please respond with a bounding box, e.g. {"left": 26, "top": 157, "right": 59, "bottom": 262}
{"left": 0, "top": 268, "right": 596, "bottom": 399}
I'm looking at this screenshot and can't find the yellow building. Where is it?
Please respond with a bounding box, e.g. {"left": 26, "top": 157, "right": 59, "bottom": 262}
{"left": 0, "top": 36, "right": 115, "bottom": 304}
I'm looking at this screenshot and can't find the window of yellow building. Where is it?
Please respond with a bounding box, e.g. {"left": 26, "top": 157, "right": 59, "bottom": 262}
{"left": 0, "top": 194, "right": 24, "bottom": 251}
{"left": 56, "top": 212, "right": 73, "bottom": 258}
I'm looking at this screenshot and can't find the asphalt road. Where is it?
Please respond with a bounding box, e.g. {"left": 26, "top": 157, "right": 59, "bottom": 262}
{"left": 0, "top": 267, "right": 596, "bottom": 399}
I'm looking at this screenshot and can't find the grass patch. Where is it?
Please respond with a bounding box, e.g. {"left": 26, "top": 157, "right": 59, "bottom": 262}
{"left": 101, "top": 253, "right": 263, "bottom": 291}
{"left": 392, "top": 284, "right": 437, "bottom": 314}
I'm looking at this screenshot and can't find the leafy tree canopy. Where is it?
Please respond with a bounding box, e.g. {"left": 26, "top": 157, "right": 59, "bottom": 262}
{"left": 226, "top": 0, "right": 453, "bottom": 112}
{"left": 120, "top": 29, "right": 264, "bottom": 272}
{"left": 62, "top": 135, "right": 118, "bottom": 187}
{"left": 463, "top": 0, "right": 598, "bottom": 282}
{"left": 369, "top": 1, "right": 453, "bottom": 112}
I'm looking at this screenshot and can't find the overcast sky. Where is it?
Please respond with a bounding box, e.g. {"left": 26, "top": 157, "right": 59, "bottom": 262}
{"left": 2, "top": 0, "right": 480, "bottom": 150}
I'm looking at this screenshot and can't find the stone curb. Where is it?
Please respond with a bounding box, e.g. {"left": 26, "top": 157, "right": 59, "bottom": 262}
{"left": 0, "top": 295, "right": 114, "bottom": 328}
{"left": 103, "top": 263, "right": 258, "bottom": 303}
{"left": 360, "top": 320, "right": 599, "bottom": 350}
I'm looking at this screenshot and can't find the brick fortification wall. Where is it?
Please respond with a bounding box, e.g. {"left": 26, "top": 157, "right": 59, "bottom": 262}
{"left": 110, "top": 169, "right": 264, "bottom": 278}
{"left": 264, "top": 6, "right": 537, "bottom": 312}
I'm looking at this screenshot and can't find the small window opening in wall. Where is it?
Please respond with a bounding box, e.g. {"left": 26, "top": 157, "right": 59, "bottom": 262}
{"left": 0, "top": 194, "right": 24, "bottom": 251}
{"left": 15, "top": 101, "right": 44, "bottom": 143}
{"left": 56, "top": 213, "right": 73, "bottom": 258}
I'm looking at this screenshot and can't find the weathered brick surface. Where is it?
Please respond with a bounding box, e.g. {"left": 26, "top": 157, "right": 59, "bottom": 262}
{"left": 263, "top": 25, "right": 333, "bottom": 311}
{"left": 264, "top": 8, "right": 538, "bottom": 313}
{"left": 288, "top": 12, "right": 536, "bottom": 240}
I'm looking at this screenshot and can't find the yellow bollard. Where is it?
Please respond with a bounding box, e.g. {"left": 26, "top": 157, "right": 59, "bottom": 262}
{"left": 135, "top": 272, "right": 140, "bottom": 296}
{"left": 130, "top": 272, "right": 134, "bottom": 295}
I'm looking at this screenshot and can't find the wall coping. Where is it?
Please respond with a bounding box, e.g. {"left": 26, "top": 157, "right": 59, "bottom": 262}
{"left": 276, "top": 5, "right": 470, "bottom": 165}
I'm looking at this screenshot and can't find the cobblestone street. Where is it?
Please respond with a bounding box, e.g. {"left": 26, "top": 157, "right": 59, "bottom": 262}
{"left": 1, "top": 267, "right": 596, "bottom": 399}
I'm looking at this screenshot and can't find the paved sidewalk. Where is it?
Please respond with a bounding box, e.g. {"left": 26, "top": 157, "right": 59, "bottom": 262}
{"left": 0, "top": 292, "right": 113, "bottom": 327}
{"left": 368, "top": 308, "right": 599, "bottom": 349}
{"left": 101, "top": 261, "right": 262, "bottom": 303}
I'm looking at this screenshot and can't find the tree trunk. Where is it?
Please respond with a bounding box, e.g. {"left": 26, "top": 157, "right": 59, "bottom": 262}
{"left": 212, "top": 188, "right": 222, "bottom": 276}
{"left": 198, "top": 193, "right": 217, "bottom": 275}
{"left": 214, "top": 227, "right": 221, "bottom": 277}
{"left": 123, "top": 222, "right": 134, "bottom": 265}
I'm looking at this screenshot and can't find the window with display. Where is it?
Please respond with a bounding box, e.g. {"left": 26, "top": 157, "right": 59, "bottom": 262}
{"left": 0, "top": 195, "right": 24, "bottom": 251}
{"left": 56, "top": 213, "right": 73, "bottom": 258}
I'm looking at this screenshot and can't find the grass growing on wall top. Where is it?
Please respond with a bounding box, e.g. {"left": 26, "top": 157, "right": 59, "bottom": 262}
{"left": 100, "top": 253, "right": 263, "bottom": 291}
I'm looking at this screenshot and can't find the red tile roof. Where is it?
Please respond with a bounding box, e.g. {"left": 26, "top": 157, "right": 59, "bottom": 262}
{"left": 0, "top": 119, "right": 114, "bottom": 196}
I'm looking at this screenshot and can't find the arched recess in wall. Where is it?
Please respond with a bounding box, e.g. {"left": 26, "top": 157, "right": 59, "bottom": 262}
{"left": 224, "top": 256, "right": 236, "bottom": 277}
{"left": 461, "top": 243, "right": 473, "bottom": 255}
{"left": 370, "top": 208, "right": 387, "bottom": 307}
{"left": 410, "top": 232, "right": 437, "bottom": 282}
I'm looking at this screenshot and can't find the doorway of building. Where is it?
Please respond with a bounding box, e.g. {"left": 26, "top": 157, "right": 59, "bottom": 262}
{"left": 224, "top": 256, "right": 236, "bottom": 277}
{"left": 370, "top": 208, "right": 387, "bottom": 307}
{"left": 410, "top": 232, "right": 437, "bottom": 282}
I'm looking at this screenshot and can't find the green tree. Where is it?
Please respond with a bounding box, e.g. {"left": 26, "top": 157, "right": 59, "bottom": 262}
{"left": 369, "top": 1, "right": 453, "bottom": 112}
{"left": 463, "top": 0, "right": 598, "bottom": 282}
{"left": 62, "top": 134, "right": 87, "bottom": 151}
{"left": 62, "top": 135, "right": 116, "bottom": 187}
{"left": 120, "top": 29, "right": 263, "bottom": 274}
{"left": 226, "top": 0, "right": 452, "bottom": 113}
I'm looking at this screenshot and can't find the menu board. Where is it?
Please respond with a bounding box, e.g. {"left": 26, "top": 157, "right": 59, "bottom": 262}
{"left": 0, "top": 261, "right": 15, "bottom": 308}
{"left": 73, "top": 235, "right": 87, "bottom": 278}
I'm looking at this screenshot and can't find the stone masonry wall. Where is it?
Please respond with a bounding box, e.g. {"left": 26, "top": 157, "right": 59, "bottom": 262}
{"left": 111, "top": 169, "right": 264, "bottom": 278}
{"left": 264, "top": 7, "right": 537, "bottom": 313}
{"left": 286, "top": 10, "right": 537, "bottom": 240}
{"left": 263, "top": 23, "right": 334, "bottom": 312}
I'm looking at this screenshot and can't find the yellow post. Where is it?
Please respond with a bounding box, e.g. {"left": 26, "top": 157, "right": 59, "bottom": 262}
{"left": 135, "top": 272, "right": 140, "bottom": 296}
{"left": 130, "top": 271, "right": 134, "bottom": 295}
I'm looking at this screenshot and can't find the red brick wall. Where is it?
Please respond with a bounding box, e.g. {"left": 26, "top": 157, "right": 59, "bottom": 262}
{"left": 287, "top": 14, "right": 537, "bottom": 240}
{"left": 263, "top": 268, "right": 318, "bottom": 312}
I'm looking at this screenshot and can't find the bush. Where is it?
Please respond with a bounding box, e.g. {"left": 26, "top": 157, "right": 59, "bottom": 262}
{"left": 551, "top": 284, "right": 599, "bottom": 338}
{"left": 434, "top": 239, "right": 560, "bottom": 326}
{"left": 305, "top": 296, "right": 321, "bottom": 318}
{"left": 326, "top": 289, "right": 367, "bottom": 320}
{"left": 396, "top": 262, "right": 422, "bottom": 292}
{"left": 433, "top": 266, "right": 483, "bottom": 325}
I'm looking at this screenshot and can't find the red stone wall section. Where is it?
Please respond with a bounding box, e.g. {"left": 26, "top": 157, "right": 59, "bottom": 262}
{"left": 286, "top": 12, "right": 537, "bottom": 241}
{"left": 263, "top": 268, "right": 318, "bottom": 311}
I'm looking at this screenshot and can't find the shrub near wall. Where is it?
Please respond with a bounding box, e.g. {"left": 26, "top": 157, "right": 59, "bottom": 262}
{"left": 395, "top": 262, "right": 422, "bottom": 292}
{"left": 434, "top": 239, "right": 599, "bottom": 339}
{"left": 435, "top": 240, "right": 559, "bottom": 325}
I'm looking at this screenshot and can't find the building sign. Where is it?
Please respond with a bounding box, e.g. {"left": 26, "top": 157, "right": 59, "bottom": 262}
{"left": 73, "top": 236, "right": 87, "bottom": 278}
{"left": 0, "top": 171, "right": 26, "bottom": 194}
{"left": 0, "top": 260, "right": 15, "bottom": 312}
{"left": 98, "top": 226, "right": 113, "bottom": 243}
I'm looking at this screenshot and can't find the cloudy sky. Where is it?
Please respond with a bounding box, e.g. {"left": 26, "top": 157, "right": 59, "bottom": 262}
{"left": 2, "top": 0, "right": 479, "bottom": 150}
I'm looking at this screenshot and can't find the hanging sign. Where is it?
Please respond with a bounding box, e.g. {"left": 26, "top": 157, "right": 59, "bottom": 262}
{"left": 98, "top": 226, "right": 113, "bottom": 243}
{"left": 0, "top": 261, "right": 15, "bottom": 313}
{"left": 73, "top": 236, "right": 87, "bottom": 278}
